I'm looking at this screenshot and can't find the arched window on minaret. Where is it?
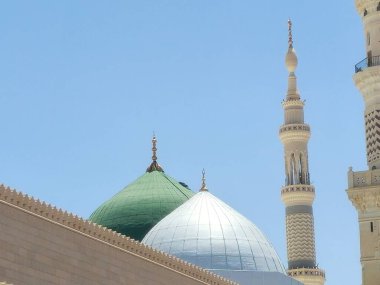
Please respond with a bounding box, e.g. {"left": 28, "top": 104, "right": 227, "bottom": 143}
{"left": 303, "top": 152, "right": 310, "bottom": 184}
{"left": 289, "top": 154, "right": 294, "bottom": 185}
{"left": 377, "top": 2, "right": 380, "bottom": 11}
{"left": 285, "top": 160, "right": 290, "bottom": 185}
{"left": 290, "top": 153, "right": 298, "bottom": 185}
{"left": 299, "top": 153, "right": 304, "bottom": 184}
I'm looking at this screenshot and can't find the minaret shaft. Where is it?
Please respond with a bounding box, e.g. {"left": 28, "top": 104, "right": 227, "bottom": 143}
{"left": 347, "top": 2, "right": 380, "bottom": 285}
{"left": 280, "top": 79, "right": 316, "bottom": 271}
{"left": 279, "top": 20, "right": 325, "bottom": 285}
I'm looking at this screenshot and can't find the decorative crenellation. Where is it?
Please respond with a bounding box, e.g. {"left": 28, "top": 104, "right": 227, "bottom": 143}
{"left": 282, "top": 98, "right": 305, "bottom": 108}
{"left": 348, "top": 168, "right": 380, "bottom": 188}
{"left": 281, "top": 186, "right": 315, "bottom": 207}
{"left": 288, "top": 268, "right": 325, "bottom": 278}
{"left": 279, "top": 125, "right": 310, "bottom": 143}
{"left": 0, "top": 185, "right": 236, "bottom": 285}
{"left": 282, "top": 185, "right": 315, "bottom": 194}
{"left": 279, "top": 124, "right": 310, "bottom": 134}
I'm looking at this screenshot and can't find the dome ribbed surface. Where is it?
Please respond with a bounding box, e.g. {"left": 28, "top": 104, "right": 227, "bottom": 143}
{"left": 142, "top": 191, "right": 286, "bottom": 274}
{"left": 89, "top": 170, "right": 194, "bottom": 241}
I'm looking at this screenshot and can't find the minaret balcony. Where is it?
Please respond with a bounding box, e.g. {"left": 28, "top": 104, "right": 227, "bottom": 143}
{"left": 347, "top": 167, "right": 380, "bottom": 188}
{"left": 347, "top": 167, "right": 380, "bottom": 213}
{"left": 355, "top": 55, "right": 380, "bottom": 73}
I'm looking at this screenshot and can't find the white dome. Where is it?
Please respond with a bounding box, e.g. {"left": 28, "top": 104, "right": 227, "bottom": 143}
{"left": 142, "top": 191, "right": 286, "bottom": 274}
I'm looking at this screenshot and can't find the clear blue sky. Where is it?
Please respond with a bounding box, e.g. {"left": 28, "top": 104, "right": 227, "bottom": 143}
{"left": 0, "top": 1, "right": 365, "bottom": 284}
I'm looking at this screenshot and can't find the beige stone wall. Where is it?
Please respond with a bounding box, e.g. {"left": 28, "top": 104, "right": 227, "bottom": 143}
{"left": 347, "top": 172, "right": 380, "bottom": 285}
{"left": 0, "top": 186, "right": 236, "bottom": 285}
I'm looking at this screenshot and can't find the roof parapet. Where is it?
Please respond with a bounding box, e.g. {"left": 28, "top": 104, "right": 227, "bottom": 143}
{"left": 0, "top": 184, "right": 236, "bottom": 285}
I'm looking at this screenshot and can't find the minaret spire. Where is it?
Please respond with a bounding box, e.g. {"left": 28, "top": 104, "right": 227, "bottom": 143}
{"left": 146, "top": 134, "right": 164, "bottom": 173}
{"left": 347, "top": 2, "right": 380, "bottom": 284}
{"left": 288, "top": 18, "right": 293, "bottom": 49}
{"left": 279, "top": 20, "right": 325, "bottom": 285}
{"left": 285, "top": 19, "right": 300, "bottom": 101}
{"left": 200, "top": 169, "right": 208, "bottom": 192}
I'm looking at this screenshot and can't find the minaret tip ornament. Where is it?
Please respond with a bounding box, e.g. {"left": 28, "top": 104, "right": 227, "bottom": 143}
{"left": 200, "top": 169, "right": 208, "bottom": 192}
{"left": 285, "top": 18, "right": 298, "bottom": 74}
{"left": 146, "top": 134, "right": 164, "bottom": 173}
{"left": 288, "top": 18, "right": 293, "bottom": 49}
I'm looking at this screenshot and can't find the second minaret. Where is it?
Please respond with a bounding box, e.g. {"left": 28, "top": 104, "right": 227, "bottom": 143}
{"left": 279, "top": 20, "right": 325, "bottom": 285}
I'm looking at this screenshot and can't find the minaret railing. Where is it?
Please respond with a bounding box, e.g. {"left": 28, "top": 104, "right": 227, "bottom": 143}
{"left": 355, "top": 55, "right": 380, "bottom": 73}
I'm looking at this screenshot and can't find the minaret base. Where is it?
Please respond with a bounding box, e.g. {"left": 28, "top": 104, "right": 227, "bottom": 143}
{"left": 288, "top": 268, "right": 325, "bottom": 285}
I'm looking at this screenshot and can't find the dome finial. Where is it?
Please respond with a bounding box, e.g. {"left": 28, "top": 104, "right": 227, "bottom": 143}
{"left": 146, "top": 134, "right": 164, "bottom": 173}
{"left": 200, "top": 169, "right": 208, "bottom": 192}
{"left": 152, "top": 133, "right": 157, "bottom": 162}
{"left": 288, "top": 18, "right": 293, "bottom": 49}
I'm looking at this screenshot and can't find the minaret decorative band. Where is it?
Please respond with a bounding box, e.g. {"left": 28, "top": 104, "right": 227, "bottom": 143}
{"left": 347, "top": 1, "right": 380, "bottom": 285}
{"left": 279, "top": 20, "right": 325, "bottom": 285}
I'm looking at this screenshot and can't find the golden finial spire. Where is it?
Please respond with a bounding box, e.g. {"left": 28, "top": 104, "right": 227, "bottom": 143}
{"left": 288, "top": 18, "right": 293, "bottom": 49}
{"left": 200, "top": 169, "right": 208, "bottom": 192}
{"left": 146, "top": 134, "right": 164, "bottom": 173}
{"left": 152, "top": 134, "right": 157, "bottom": 162}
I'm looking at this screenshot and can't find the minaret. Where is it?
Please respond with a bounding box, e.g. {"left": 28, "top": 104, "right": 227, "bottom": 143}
{"left": 347, "top": 1, "right": 380, "bottom": 284}
{"left": 279, "top": 20, "right": 325, "bottom": 285}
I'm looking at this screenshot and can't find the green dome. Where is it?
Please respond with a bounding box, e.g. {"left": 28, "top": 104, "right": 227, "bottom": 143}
{"left": 89, "top": 169, "right": 194, "bottom": 241}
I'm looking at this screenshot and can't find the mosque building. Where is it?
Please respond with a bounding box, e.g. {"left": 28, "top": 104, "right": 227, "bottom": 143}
{"left": 0, "top": 25, "right": 319, "bottom": 285}
{"left": 0, "top": 1, "right": 379, "bottom": 285}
